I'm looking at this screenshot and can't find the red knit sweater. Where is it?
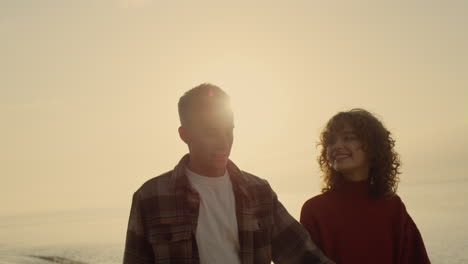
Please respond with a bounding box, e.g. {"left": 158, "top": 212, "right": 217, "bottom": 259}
{"left": 300, "top": 179, "right": 431, "bottom": 264}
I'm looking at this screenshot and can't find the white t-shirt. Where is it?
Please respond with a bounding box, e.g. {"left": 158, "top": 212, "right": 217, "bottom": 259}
{"left": 185, "top": 167, "right": 241, "bottom": 264}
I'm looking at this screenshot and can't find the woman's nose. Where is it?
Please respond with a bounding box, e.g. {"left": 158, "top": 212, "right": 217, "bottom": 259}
{"left": 329, "top": 138, "right": 344, "bottom": 151}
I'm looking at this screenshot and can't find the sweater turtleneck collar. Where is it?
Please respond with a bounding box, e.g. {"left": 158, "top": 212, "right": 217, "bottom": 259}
{"left": 333, "top": 176, "right": 371, "bottom": 199}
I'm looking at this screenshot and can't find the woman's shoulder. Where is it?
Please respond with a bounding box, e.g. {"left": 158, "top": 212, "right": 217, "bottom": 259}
{"left": 301, "top": 192, "right": 330, "bottom": 222}
{"left": 378, "top": 194, "right": 413, "bottom": 219}
{"left": 382, "top": 193, "right": 406, "bottom": 207}
{"left": 302, "top": 190, "right": 335, "bottom": 210}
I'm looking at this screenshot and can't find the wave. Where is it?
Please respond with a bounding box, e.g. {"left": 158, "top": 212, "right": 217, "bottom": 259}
{"left": 0, "top": 244, "right": 123, "bottom": 264}
{"left": 27, "top": 255, "right": 87, "bottom": 264}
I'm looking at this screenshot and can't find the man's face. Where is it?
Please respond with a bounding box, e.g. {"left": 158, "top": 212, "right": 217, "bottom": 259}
{"left": 182, "top": 106, "right": 234, "bottom": 176}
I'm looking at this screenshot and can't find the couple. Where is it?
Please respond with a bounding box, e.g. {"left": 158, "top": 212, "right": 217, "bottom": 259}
{"left": 123, "top": 84, "right": 430, "bottom": 264}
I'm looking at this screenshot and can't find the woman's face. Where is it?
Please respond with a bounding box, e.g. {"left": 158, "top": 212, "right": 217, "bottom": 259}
{"left": 326, "top": 123, "right": 370, "bottom": 180}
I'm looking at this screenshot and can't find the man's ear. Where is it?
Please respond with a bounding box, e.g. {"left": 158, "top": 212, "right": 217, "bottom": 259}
{"left": 178, "top": 126, "right": 189, "bottom": 144}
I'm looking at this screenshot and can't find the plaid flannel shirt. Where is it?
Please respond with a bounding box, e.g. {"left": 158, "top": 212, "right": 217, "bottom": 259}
{"left": 123, "top": 155, "right": 334, "bottom": 264}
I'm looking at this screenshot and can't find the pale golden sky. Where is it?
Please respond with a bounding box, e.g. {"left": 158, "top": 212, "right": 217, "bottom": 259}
{"left": 1, "top": 0, "right": 467, "bottom": 219}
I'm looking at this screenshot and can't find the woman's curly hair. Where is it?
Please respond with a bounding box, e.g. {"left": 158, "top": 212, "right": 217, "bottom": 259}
{"left": 318, "top": 108, "right": 401, "bottom": 198}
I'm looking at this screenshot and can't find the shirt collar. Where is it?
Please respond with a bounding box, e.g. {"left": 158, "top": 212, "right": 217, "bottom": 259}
{"left": 185, "top": 166, "right": 230, "bottom": 186}
{"left": 172, "top": 154, "right": 250, "bottom": 198}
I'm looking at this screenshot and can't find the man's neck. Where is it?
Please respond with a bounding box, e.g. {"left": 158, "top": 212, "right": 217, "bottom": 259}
{"left": 187, "top": 161, "right": 226, "bottom": 178}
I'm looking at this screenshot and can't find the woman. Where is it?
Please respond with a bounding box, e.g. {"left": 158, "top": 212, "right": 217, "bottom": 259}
{"left": 300, "top": 109, "right": 430, "bottom": 264}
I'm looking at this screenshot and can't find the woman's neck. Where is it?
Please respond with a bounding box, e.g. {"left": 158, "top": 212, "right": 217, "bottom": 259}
{"left": 342, "top": 166, "right": 369, "bottom": 182}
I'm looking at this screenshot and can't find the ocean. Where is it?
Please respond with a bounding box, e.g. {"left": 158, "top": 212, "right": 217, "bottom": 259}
{"left": 1, "top": 181, "right": 467, "bottom": 264}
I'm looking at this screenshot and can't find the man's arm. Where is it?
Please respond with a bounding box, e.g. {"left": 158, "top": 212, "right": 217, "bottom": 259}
{"left": 123, "top": 192, "right": 154, "bottom": 264}
{"left": 269, "top": 186, "right": 334, "bottom": 264}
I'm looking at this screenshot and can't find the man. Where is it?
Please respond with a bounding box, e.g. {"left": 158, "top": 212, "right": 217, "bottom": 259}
{"left": 123, "top": 83, "right": 333, "bottom": 264}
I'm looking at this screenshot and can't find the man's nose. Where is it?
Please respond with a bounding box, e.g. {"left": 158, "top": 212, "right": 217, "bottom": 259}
{"left": 215, "top": 134, "right": 230, "bottom": 148}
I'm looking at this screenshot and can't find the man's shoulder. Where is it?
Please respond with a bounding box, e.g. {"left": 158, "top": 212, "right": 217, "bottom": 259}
{"left": 237, "top": 171, "right": 279, "bottom": 202}
{"left": 134, "top": 170, "right": 175, "bottom": 200}
{"left": 239, "top": 171, "right": 270, "bottom": 187}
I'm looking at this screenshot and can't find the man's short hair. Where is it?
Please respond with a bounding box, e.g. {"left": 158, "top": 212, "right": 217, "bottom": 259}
{"left": 178, "top": 83, "right": 231, "bottom": 126}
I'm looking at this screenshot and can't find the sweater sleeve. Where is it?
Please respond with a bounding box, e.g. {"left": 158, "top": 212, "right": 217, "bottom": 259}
{"left": 397, "top": 200, "right": 431, "bottom": 264}
{"left": 300, "top": 200, "right": 322, "bottom": 250}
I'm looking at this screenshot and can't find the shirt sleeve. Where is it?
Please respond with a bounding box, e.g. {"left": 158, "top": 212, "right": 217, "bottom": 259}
{"left": 268, "top": 186, "right": 334, "bottom": 264}
{"left": 123, "top": 192, "right": 155, "bottom": 264}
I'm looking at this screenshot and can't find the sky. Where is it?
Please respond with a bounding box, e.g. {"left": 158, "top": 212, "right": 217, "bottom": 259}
{"left": 1, "top": 0, "right": 467, "bottom": 232}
